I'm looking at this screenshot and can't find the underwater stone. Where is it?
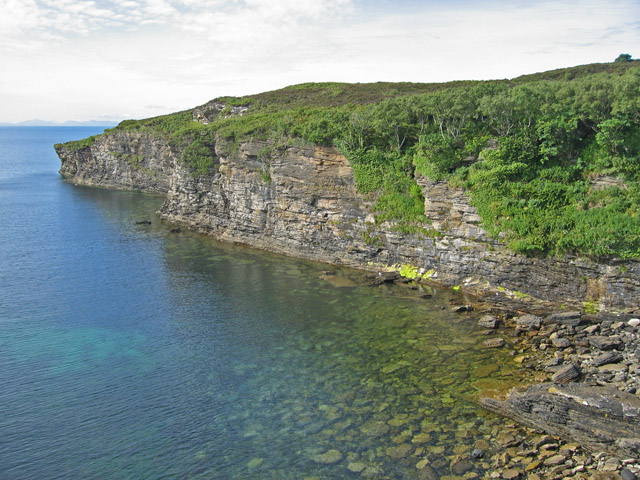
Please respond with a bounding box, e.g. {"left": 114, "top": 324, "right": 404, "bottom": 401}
{"left": 312, "top": 449, "right": 343, "bottom": 464}
{"left": 386, "top": 443, "right": 413, "bottom": 459}
{"left": 347, "top": 461, "right": 367, "bottom": 473}
{"left": 450, "top": 456, "right": 474, "bottom": 475}
{"left": 478, "top": 315, "right": 498, "bottom": 329}
{"left": 483, "top": 338, "right": 505, "bottom": 348}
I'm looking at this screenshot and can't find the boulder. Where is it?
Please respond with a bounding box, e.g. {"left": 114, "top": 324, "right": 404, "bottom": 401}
{"left": 478, "top": 314, "right": 498, "bottom": 329}
{"left": 589, "top": 336, "right": 623, "bottom": 351}
{"left": 551, "top": 363, "right": 581, "bottom": 383}
{"left": 545, "top": 311, "right": 583, "bottom": 326}
{"left": 551, "top": 337, "right": 571, "bottom": 348}
{"left": 516, "top": 314, "right": 542, "bottom": 331}
{"left": 452, "top": 304, "right": 473, "bottom": 313}
{"left": 592, "top": 351, "right": 624, "bottom": 367}
{"left": 483, "top": 337, "right": 505, "bottom": 348}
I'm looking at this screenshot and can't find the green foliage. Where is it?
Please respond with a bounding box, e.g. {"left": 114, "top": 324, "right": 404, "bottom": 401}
{"left": 167, "top": 122, "right": 218, "bottom": 175}
{"left": 60, "top": 135, "right": 97, "bottom": 151}
{"left": 81, "top": 60, "right": 640, "bottom": 259}
{"left": 114, "top": 110, "right": 194, "bottom": 135}
{"left": 615, "top": 53, "right": 633, "bottom": 63}
{"left": 398, "top": 264, "right": 422, "bottom": 280}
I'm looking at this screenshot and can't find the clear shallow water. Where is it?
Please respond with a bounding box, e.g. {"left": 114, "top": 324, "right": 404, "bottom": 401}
{"left": 0, "top": 127, "right": 526, "bottom": 479}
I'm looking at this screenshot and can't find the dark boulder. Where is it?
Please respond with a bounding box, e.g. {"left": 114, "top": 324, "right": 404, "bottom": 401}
{"left": 545, "top": 311, "right": 583, "bottom": 326}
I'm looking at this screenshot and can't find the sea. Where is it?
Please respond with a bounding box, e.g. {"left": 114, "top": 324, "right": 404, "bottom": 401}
{"left": 0, "top": 127, "right": 526, "bottom": 479}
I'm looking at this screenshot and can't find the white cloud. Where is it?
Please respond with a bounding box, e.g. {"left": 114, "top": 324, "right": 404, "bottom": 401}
{"left": 0, "top": 0, "right": 638, "bottom": 122}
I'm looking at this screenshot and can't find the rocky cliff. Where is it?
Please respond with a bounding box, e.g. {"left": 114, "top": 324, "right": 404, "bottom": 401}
{"left": 56, "top": 130, "right": 174, "bottom": 193}
{"left": 56, "top": 126, "right": 640, "bottom": 314}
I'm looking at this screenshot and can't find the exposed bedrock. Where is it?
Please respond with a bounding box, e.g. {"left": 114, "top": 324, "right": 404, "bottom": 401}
{"left": 56, "top": 130, "right": 640, "bottom": 312}
{"left": 481, "top": 382, "right": 640, "bottom": 458}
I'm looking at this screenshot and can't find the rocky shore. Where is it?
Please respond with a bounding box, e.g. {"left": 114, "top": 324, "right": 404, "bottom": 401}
{"left": 56, "top": 121, "right": 640, "bottom": 478}
{"left": 393, "top": 269, "right": 640, "bottom": 480}
{"left": 300, "top": 270, "right": 640, "bottom": 479}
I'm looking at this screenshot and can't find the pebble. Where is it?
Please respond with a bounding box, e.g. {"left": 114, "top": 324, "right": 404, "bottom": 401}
{"left": 479, "top": 314, "right": 499, "bottom": 329}
{"left": 347, "top": 461, "right": 367, "bottom": 473}
{"left": 312, "top": 449, "right": 343, "bottom": 464}
{"left": 551, "top": 363, "right": 581, "bottom": 383}
{"left": 386, "top": 443, "right": 413, "bottom": 459}
{"left": 483, "top": 337, "right": 506, "bottom": 348}
{"left": 502, "top": 468, "right": 522, "bottom": 479}
{"left": 471, "top": 448, "right": 484, "bottom": 459}
{"left": 544, "top": 454, "right": 567, "bottom": 466}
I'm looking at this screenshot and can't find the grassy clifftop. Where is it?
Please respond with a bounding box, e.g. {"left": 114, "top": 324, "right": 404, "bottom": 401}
{"left": 71, "top": 60, "right": 640, "bottom": 260}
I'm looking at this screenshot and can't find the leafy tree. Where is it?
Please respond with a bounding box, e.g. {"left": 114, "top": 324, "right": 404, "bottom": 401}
{"left": 615, "top": 53, "right": 633, "bottom": 62}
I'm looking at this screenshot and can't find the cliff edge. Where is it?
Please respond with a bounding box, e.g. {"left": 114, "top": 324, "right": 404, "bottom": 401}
{"left": 56, "top": 119, "right": 640, "bottom": 314}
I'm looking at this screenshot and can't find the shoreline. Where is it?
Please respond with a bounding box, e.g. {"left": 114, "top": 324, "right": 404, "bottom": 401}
{"left": 163, "top": 210, "right": 640, "bottom": 478}
{"left": 421, "top": 276, "right": 640, "bottom": 479}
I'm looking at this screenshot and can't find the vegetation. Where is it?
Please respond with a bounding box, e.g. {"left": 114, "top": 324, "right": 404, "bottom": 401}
{"left": 56, "top": 135, "right": 97, "bottom": 151}
{"left": 93, "top": 59, "right": 640, "bottom": 259}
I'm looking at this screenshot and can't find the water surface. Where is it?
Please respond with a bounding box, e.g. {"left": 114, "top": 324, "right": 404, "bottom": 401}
{"left": 0, "top": 127, "right": 525, "bottom": 479}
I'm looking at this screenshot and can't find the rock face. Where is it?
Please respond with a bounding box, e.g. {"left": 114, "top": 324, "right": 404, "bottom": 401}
{"left": 56, "top": 127, "right": 640, "bottom": 312}
{"left": 481, "top": 383, "right": 640, "bottom": 457}
{"left": 56, "top": 130, "right": 174, "bottom": 193}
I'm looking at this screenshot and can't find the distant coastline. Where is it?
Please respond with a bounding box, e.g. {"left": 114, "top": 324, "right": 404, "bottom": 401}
{"left": 0, "top": 120, "right": 120, "bottom": 127}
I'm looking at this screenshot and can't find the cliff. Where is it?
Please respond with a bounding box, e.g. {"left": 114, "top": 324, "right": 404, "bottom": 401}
{"left": 56, "top": 122, "right": 640, "bottom": 313}
{"left": 56, "top": 130, "right": 173, "bottom": 193}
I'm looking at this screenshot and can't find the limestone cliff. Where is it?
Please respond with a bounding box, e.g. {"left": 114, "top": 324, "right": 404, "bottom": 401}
{"left": 56, "top": 130, "right": 174, "bottom": 193}
{"left": 56, "top": 127, "right": 640, "bottom": 313}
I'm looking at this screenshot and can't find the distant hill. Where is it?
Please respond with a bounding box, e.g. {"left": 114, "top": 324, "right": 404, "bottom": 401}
{"left": 0, "top": 120, "right": 121, "bottom": 127}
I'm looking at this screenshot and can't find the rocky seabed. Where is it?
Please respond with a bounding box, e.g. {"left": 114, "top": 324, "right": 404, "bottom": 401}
{"left": 56, "top": 130, "right": 640, "bottom": 479}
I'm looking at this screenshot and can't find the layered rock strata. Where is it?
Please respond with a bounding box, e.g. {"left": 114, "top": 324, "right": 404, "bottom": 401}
{"left": 56, "top": 129, "right": 640, "bottom": 312}
{"left": 481, "top": 382, "right": 640, "bottom": 458}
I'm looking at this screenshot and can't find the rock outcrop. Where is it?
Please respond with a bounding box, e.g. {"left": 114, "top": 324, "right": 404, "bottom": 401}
{"left": 56, "top": 130, "right": 174, "bottom": 193}
{"left": 56, "top": 126, "right": 640, "bottom": 313}
{"left": 481, "top": 382, "right": 640, "bottom": 457}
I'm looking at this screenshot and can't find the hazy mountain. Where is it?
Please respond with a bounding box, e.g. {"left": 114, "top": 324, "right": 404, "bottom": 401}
{"left": 0, "top": 120, "right": 121, "bottom": 127}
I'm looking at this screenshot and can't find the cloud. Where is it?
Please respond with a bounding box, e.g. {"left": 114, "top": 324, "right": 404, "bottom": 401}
{"left": 0, "top": 0, "right": 639, "bottom": 122}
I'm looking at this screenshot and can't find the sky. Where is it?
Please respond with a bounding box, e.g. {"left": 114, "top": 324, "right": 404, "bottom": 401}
{"left": 1, "top": 0, "right": 639, "bottom": 123}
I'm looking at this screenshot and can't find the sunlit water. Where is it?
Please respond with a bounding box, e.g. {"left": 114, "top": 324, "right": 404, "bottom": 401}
{"left": 0, "top": 127, "right": 527, "bottom": 479}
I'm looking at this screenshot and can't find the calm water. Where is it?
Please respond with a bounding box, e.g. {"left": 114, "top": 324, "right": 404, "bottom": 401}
{"left": 0, "top": 127, "right": 526, "bottom": 479}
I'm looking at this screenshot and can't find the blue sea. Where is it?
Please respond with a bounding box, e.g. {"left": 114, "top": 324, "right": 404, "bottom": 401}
{"left": 0, "top": 127, "right": 524, "bottom": 479}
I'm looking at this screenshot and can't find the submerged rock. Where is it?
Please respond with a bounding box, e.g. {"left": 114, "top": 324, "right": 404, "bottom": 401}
{"left": 312, "top": 449, "right": 343, "bottom": 464}
{"left": 478, "top": 314, "right": 498, "bottom": 329}
{"left": 386, "top": 443, "right": 413, "bottom": 459}
{"left": 483, "top": 338, "right": 505, "bottom": 348}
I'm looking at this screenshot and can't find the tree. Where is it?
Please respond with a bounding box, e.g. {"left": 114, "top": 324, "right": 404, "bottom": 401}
{"left": 615, "top": 53, "right": 632, "bottom": 62}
